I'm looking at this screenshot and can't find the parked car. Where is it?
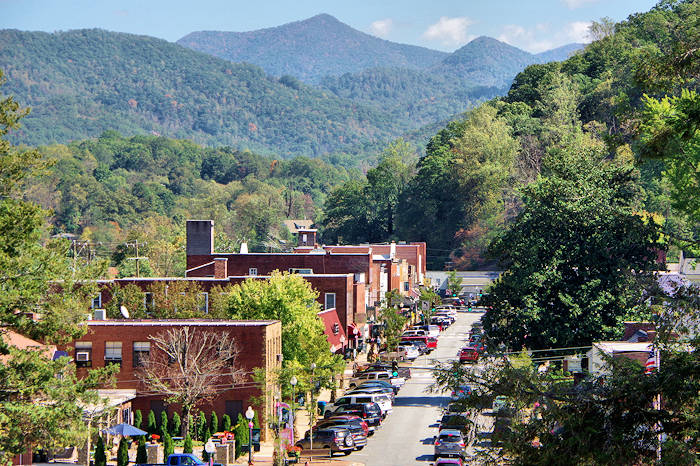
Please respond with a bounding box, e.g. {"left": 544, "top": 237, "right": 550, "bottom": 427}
{"left": 138, "top": 453, "right": 224, "bottom": 466}
{"left": 402, "top": 329, "right": 427, "bottom": 338}
{"left": 402, "top": 335, "right": 437, "bottom": 352}
{"left": 315, "top": 419, "right": 368, "bottom": 450}
{"left": 397, "top": 344, "right": 420, "bottom": 360}
{"left": 350, "top": 370, "right": 405, "bottom": 389}
{"left": 451, "top": 385, "right": 472, "bottom": 401}
{"left": 433, "top": 458, "right": 464, "bottom": 466}
{"left": 439, "top": 413, "right": 474, "bottom": 438}
{"left": 321, "top": 414, "right": 370, "bottom": 436}
{"left": 331, "top": 393, "right": 393, "bottom": 416}
{"left": 459, "top": 347, "right": 479, "bottom": 363}
{"left": 325, "top": 402, "right": 383, "bottom": 428}
{"left": 404, "top": 339, "right": 430, "bottom": 355}
{"left": 295, "top": 427, "right": 355, "bottom": 455}
{"left": 355, "top": 380, "right": 396, "bottom": 394}
{"left": 345, "top": 385, "right": 395, "bottom": 402}
{"left": 434, "top": 429, "right": 467, "bottom": 460}
{"left": 492, "top": 395, "right": 508, "bottom": 412}
{"left": 368, "top": 362, "right": 411, "bottom": 379}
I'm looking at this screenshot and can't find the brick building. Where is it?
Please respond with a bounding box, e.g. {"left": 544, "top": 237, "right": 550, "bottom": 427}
{"left": 64, "top": 320, "right": 281, "bottom": 433}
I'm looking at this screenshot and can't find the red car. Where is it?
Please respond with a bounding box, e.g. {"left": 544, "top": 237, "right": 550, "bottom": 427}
{"left": 459, "top": 347, "right": 479, "bottom": 363}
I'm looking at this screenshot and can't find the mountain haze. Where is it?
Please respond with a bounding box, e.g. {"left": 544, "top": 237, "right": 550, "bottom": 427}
{"left": 177, "top": 14, "right": 448, "bottom": 84}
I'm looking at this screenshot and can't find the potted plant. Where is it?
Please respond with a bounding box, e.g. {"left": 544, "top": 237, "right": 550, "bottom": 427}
{"left": 285, "top": 444, "right": 301, "bottom": 463}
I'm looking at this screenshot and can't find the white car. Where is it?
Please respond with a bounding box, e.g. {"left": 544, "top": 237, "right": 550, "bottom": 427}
{"left": 397, "top": 344, "right": 420, "bottom": 360}
{"left": 331, "top": 393, "right": 394, "bottom": 415}
{"left": 402, "top": 329, "right": 427, "bottom": 338}
{"left": 350, "top": 370, "right": 405, "bottom": 389}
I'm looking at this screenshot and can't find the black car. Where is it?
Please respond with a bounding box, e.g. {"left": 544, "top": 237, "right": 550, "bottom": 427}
{"left": 367, "top": 362, "right": 411, "bottom": 379}
{"left": 325, "top": 402, "right": 383, "bottom": 427}
{"left": 295, "top": 427, "right": 355, "bottom": 455}
{"left": 316, "top": 418, "right": 369, "bottom": 448}
{"left": 355, "top": 380, "right": 398, "bottom": 395}
{"left": 439, "top": 413, "right": 474, "bottom": 438}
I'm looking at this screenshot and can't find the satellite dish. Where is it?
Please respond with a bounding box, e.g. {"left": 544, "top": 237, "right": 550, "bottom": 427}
{"left": 120, "top": 305, "right": 130, "bottom": 319}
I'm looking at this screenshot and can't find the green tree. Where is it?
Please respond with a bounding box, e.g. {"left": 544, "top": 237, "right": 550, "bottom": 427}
{"left": 159, "top": 411, "right": 168, "bottom": 437}
{"left": 146, "top": 410, "right": 157, "bottom": 435}
{"left": 133, "top": 410, "right": 142, "bottom": 430}
{"left": 0, "top": 69, "right": 114, "bottom": 462}
{"left": 136, "top": 437, "right": 147, "bottom": 464}
{"left": 196, "top": 412, "right": 207, "bottom": 441}
{"left": 221, "top": 414, "right": 231, "bottom": 433}
{"left": 481, "top": 137, "right": 663, "bottom": 350}
{"left": 446, "top": 270, "right": 463, "bottom": 296}
{"left": 94, "top": 436, "right": 107, "bottom": 466}
{"left": 224, "top": 271, "right": 343, "bottom": 379}
{"left": 234, "top": 414, "right": 247, "bottom": 459}
{"left": 162, "top": 432, "right": 174, "bottom": 458}
{"left": 209, "top": 411, "right": 218, "bottom": 434}
{"left": 170, "top": 412, "right": 181, "bottom": 437}
{"left": 182, "top": 434, "right": 193, "bottom": 454}
{"left": 379, "top": 290, "right": 408, "bottom": 352}
{"left": 116, "top": 438, "right": 129, "bottom": 466}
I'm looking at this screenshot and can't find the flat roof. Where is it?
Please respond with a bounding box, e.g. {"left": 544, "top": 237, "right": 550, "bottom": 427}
{"left": 87, "top": 319, "right": 279, "bottom": 327}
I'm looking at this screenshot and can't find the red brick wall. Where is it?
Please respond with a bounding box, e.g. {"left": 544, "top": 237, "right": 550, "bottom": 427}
{"left": 63, "top": 321, "right": 281, "bottom": 432}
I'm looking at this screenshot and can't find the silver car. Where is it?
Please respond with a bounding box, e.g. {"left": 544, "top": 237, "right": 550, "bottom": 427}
{"left": 434, "top": 429, "right": 466, "bottom": 459}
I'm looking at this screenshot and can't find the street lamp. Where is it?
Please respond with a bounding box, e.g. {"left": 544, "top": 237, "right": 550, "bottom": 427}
{"left": 309, "top": 363, "right": 316, "bottom": 452}
{"left": 245, "top": 406, "right": 255, "bottom": 465}
{"left": 290, "top": 376, "right": 298, "bottom": 442}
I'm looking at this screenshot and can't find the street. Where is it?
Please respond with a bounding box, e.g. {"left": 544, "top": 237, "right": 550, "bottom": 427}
{"left": 351, "top": 311, "right": 484, "bottom": 465}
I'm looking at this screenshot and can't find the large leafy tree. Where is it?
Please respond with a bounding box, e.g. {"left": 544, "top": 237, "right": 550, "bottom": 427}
{"left": 0, "top": 70, "right": 114, "bottom": 461}
{"left": 481, "top": 137, "right": 663, "bottom": 350}
{"left": 221, "top": 272, "right": 343, "bottom": 381}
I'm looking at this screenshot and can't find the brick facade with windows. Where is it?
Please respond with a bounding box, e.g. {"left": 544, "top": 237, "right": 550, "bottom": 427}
{"left": 63, "top": 320, "right": 281, "bottom": 438}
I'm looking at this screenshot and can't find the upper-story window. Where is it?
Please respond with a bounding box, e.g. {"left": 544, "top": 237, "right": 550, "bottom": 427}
{"left": 91, "top": 294, "right": 102, "bottom": 309}
{"left": 105, "top": 341, "right": 123, "bottom": 367}
{"left": 199, "top": 292, "right": 209, "bottom": 314}
{"left": 143, "top": 292, "right": 155, "bottom": 313}
{"left": 325, "top": 293, "right": 336, "bottom": 310}
{"left": 249, "top": 268, "right": 258, "bottom": 276}
{"left": 133, "top": 342, "right": 150, "bottom": 367}
{"left": 75, "top": 341, "right": 92, "bottom": 368}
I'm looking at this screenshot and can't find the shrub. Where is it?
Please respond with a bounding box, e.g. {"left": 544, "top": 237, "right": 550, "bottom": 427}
{"left": 162, "top": 432, "right": 174, "bottom": 458}
{"left": 196, "top": 412, "right": 206, "bottom": 441}
{"left": 94, "top": 436, "right": 107, "bottom": 466}
{"left": 221, "top": 414, "right": 231, "bottom": 432}
{"left": 136, "top": 437, "right": 148, "bottom": 464}
{"left": 183, "top": 434, "right": 193, "bottom": 454}
{"left": 160, "top": 411, "right": 169, "bottom": 437}
{"left": 116, "top": 438, "right": 129, "bottom": 466}
{"left": 171, "top": 412, "right": 181, "bottom": 437}
{"left": 210, "top": 412, "right": 218, "bottom": 434}
{"left": 147, "top": 410, "right": 157, "bottom": 435}
{"left": 134, "top": 410, "right": 143, "bottom": 430}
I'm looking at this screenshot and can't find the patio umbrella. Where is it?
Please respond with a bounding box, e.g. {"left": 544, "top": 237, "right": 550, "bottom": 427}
{"left": 102, "top": 423, "right": 148, "bottom": 436}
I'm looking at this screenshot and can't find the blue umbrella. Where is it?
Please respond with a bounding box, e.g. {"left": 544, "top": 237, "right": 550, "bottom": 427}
{"left": 102, "top": 423, "right": 148, "bottom": 436}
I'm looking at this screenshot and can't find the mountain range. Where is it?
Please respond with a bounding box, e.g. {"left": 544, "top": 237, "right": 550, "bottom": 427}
{"left": 0, "top": 15, "right": 584, "bottom": 157}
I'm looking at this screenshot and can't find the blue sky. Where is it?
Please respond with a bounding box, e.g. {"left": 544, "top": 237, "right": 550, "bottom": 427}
{"left": 0, "top": 0, "right": 659, "bottom": 53}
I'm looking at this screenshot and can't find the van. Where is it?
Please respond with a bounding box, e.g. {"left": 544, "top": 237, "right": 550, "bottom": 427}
{"left": 331, "top": 393, "right": 393, "bottom": 416}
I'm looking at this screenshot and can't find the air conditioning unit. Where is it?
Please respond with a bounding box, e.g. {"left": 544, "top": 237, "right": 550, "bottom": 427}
{"left": 76, "top": 351, "right": 90, "bottom": 362}
{"left": 93, "top": 309, "right": 106, "bottom": 320}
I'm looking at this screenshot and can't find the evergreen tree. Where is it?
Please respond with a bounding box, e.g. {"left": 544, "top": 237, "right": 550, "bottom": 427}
{"left": 94, "top": 436, "right": 107, "bottom": 466}
{"left": 146, "top": 411, "right": 157, "bottom": 435}
{"left": 170, "top": 412, "right": 181, "bottom": 437}
{"left": 182, "top": 434, "right": 193, "bottom": 454}
{"left": 162, "top": 433, "right": 174, "bottom": 458}
{"left": 134, "top": 410, "right": 143, "bottom": 430}
{"left": 136, "top": 437, "right": 147, "bottom": 464}
{"left": 196, "top": 412, "right": 206, "bottom": 441}
{"left": 204, "top": 428, "right": 211, "bottom": 443}
{"left": 209, "top": 412, "right": 218, "bottom": 434}
{"left": 116, "top": 438, "right": 129, "bottom": 466}
{"left": 221, "top": 414, "right": 231, "bottom": 433}
{"left": 234, "top": 414, "right": 248, "bottom": 459}
{"left": 159, "top": 411, "right": 168, "bottom": 437}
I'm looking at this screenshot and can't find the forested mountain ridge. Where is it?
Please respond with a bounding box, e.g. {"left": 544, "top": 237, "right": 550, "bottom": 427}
{"left": 177, "top": 14, "right": 448, "bottom": 84}
{"left": 0, "top": 28, "right": 410, "bottom": 157}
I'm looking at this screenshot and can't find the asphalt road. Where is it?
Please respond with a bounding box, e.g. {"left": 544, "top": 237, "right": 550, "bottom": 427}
{"left": 351, "top": 311, "right": 484, "bottom": 466}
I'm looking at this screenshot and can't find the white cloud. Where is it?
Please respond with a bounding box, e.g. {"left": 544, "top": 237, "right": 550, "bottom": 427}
{"left": 567, "top": 21, "right": 592, "bottom": 43}
{"left": 422, "top": 16, "right": 475, "bottom": 46}
{"left": 562, "top": 0, "right": 600, "bottom": 9}
{"left": 498, "top": 25, "right": 554, "bottom": 53}
{"left": 370, "top": 18, "right": 394, "bottom": 38}
{"left": 497, "top": 20, "right": 592, "bottom": 53}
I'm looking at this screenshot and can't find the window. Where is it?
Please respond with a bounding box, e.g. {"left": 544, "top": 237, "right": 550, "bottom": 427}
{"left": 404, "top": 282, "right": 409, "bottom": 292}
{"left": 289, "top": 268, "right": 313, "bottom": 274}
{"left": 249, "top": 268, "right": 258, "bottom": 276}
{"left": 122, "top": 407, "right": 131, "bottom": 424}
{"left": 199, "top": 292, "right": 209, "bottom": 313}
{"left": 105, "top": 341, "right": 122, "bottom": 367}
{"left": 133, "top": 342, "right": 150, "bottom": 367}
{"left": 325, "top": 293, "right": 336, "bottom": 310}
{"left": 302, "top": 234, "right": 307, "bottom": 243}
{"left": 143, "top": 292, "right": 154, "bottom": 313}
{"left": 75, "top": 341, "right": 92, "bottom": 368}
{"left": 91, "top": 294, "right": 102, "bottom": 309}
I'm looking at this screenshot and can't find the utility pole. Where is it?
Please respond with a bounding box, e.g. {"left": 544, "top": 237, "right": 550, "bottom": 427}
{"left": 125, "top": 240, "right": 148, "bottom": 278}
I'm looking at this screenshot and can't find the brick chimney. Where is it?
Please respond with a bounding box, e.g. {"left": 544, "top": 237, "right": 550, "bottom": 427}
{"left": 186, "top": 220, "right": 214, "bottom": 255}
{"left": 297, "top": 228, "right": 317, "bottom": 247}
{"left": 214, "top": 257, "right": 228, "bottom": 279}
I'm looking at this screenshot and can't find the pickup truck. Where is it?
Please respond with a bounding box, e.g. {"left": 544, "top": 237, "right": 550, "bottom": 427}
{"left": 138, "top": 453, "right": 223, "bottom": 466}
